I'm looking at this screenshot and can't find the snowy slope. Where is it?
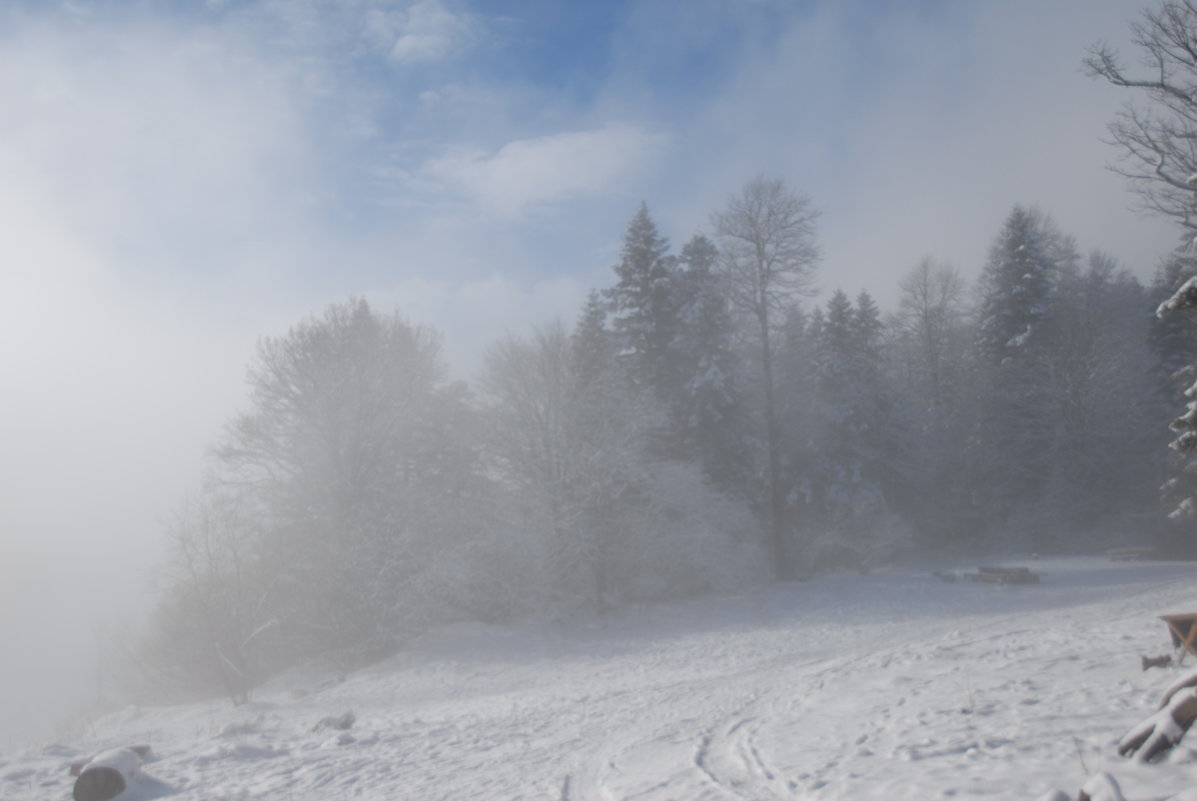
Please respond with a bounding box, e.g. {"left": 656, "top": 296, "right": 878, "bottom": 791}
{"left": 5, "top": 556, "right": 1197, "bottom": 801}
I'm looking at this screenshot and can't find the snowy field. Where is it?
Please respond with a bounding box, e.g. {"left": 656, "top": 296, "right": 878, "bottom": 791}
{"left": 6, "top": 556, "right": 1197, "bottom": 801}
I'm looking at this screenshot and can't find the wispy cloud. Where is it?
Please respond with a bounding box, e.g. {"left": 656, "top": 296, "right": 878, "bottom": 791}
{"left": 0, "top": 21, "right": 317, "bottom": 280}
{"left": 422, "top": 123, "right": 668, "bottom": 218}
{"left": 388, "top": 0, "right": 478, "bottom": 63}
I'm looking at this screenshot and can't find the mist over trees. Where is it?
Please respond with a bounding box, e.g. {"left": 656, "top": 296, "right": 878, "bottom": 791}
{"left": 139, "top": 1, "right": 1197, "bottom": 702}
{"left": 140, "top": 192, "right": 1180, "bottom": 703}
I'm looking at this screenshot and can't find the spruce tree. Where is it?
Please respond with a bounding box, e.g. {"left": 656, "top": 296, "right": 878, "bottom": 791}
{"left": 1156, "top": 257, "right": 1197, "bottom": 532}
{"left": 852, "top": 291, "right": 884, "bottom": 379}
{"left": 971, "top": 207, "right": 1071, "bottom": 541}
{"left": 674, "top": 234, "right": 746, "bottom": 487}
{"left": 573, "top": 289, "right": 615, "bottom": 394}
{"left": 804, "top": 290, "right": 896, "bottom": 562}
{"left": 606, "top": 203, "right": 679, "bottom": 397}
{"left": 975, "top": 207, "right": 1061, "bottom": 365}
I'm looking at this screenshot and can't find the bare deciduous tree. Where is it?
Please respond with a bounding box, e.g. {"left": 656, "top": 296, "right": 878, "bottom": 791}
{"left": 143, "top": 490, "right": 275, "bottom": 704}
{"left": 713, "top": 176, "right": 820, "bottom": 579}
{"left": 480, "top": 321, "right": 660, "bottom": 610}
{"left": 1085, "top": 1, "right": 1197, "bottom": 235}
{"left": 213, "top": 298, "right": 469, "bottom": 659}
{"left": 898, "top": 257, "right": 966, "bottom": 414}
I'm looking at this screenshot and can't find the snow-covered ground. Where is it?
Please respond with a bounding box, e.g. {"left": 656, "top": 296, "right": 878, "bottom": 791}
{"left": 6, "top": 556, "right": 1197, "bottom": 800}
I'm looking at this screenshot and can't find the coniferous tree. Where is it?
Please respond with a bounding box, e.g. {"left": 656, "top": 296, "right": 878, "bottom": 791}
{"left": 819, "top": 290, "right": 855, "bottom": 402}
{"left": 607, "top": 203, "right": 679, "bottom": 398}
{"left": 971, "top": 207, "right": 1072, "bottom": 540}
{"left": 808, "top": 291, "right": 856, "bottom": 545}
{"left": 1149, "top": 247, "right": 1197, "bottom": 535}
{"left": 975, "top": 207, "right": 1064, "bottom": 364}
{"left": 1150, "top": 251, "right": 1197, "bottom": 393}
{"left": 1158, "top": 273, "right": 1197, "bottom": 528}
{"left": 1150, "top": 253, "right": 1197, "bottom": 542}
{"left": 573, "top": 289, "right": 615, "bottom": 391}
{"left": 673, "top": 234, "right": 748, "bottom": 486}
{"left": 848, "top": 291, "right": 900, "bottom": 512}
{"left": 852, "top": 291, "right": 884, "bottom": 380}
{"left": 800, "top": 291, "right": 905, "bottom": 567}
{"left": 1040, "top": 254, "right": 1165, "bottom": 539}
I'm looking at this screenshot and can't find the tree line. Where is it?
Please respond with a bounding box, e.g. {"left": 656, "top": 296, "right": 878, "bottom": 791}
{"left": 138, "top": 0, "right": 1197, "bottom": 703}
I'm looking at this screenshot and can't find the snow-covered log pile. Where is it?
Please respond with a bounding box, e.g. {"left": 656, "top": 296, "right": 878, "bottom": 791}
{"left": 1038, "top": 671, "right": 1197, "bottom": 801}
{"left": 71, "top": 747, "right": 148, "bottom": 801}
{"left": 1118, "top": 671, "right": 1197, "bottom": 762}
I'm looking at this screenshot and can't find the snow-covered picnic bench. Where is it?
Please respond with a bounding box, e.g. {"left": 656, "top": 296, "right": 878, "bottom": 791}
{"left": 1106, "top": 547, "right": 1158, "bottom": 561}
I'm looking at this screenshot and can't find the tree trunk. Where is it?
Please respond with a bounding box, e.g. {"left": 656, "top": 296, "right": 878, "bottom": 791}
{"left": 757, "top": 307, "right": 789, "bottom": 580}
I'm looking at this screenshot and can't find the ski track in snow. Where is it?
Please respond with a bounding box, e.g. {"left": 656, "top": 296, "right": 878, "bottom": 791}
{"left": 5, "top": 557, "right": 1197, "bottom": 800}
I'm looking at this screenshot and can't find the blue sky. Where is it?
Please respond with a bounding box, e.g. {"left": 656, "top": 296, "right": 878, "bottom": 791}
{"left": 0, "top": 0, "right": 1168, "bottom": 322}
{"left": 0, "top": 0, "right": 1180, "bottom": 741}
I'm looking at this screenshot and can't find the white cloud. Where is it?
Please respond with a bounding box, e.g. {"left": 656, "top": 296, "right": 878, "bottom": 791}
{"left": 423, "top": 123, "right": 668, "bottom": 218}
{"left": 389, "top": 0, "right": 476, "bottom": 64}
{"left": 0, "top": 23, "right": 317, "bottom": 279}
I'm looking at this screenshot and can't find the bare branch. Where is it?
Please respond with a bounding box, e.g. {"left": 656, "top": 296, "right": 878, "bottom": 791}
{"left": 1088, "top": 2, "right": 1197, "bottom": 232}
